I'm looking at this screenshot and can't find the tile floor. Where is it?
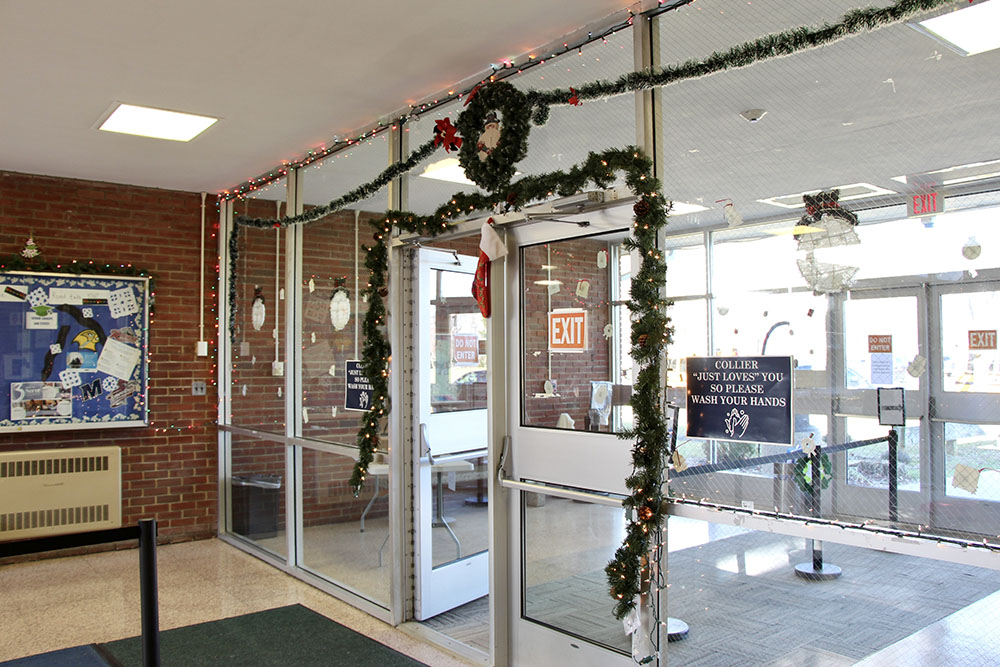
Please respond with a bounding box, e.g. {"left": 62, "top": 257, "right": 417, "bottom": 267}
{"left": 0, "top": 538, "right": 477, "bottom": 666}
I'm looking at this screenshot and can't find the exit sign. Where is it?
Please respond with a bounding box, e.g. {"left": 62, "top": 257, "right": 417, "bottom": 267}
{"left": 549, "top": 309, "right": 587, "bottom": 352}
{"left": 907, "top": 191, "right": 944, "bottom": 218}
{"left": 969, "top": 330, "right": 997, "bottom": 350}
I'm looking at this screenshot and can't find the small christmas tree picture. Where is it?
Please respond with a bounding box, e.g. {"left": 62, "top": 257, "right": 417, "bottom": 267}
{"left": 21, "top": 235, "right": 41, "bottom": 259}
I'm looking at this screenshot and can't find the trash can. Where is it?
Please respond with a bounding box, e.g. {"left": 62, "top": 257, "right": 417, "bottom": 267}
{"left": 231, "top": 473, "right": 282, "bottom": 539}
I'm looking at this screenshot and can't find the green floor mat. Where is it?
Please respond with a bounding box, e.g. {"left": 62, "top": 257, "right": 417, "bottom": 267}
{"left": 99, "top": 604, "right": 426, "bottom": 667}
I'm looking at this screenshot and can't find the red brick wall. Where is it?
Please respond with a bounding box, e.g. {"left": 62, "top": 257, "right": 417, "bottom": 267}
{"left": 0, "top": 170, "right": 218, "bottom": 552}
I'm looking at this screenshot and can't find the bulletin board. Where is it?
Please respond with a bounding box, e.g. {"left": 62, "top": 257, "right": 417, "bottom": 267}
{"left": 0, "top": 271, "right": 150, "bottom": 432}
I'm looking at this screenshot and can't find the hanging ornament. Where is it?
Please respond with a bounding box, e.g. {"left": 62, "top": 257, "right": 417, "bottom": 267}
{"left": 638, "top": 333, "right": 650, "bottom": 348}
{"left": 638, "top": 505, "right": 654, "bottom": 522}
{"left": 308, "top": 278, "right": 316, "bottom": 293}
{"left": 794, "top": 190, "right": 860, "bottom": 294}
{"left": 433, "top": 118, "right": 463, "bottom": 153}
{"left": 568, "top": 87, "right": 581, "bottom": 106}
{"left": 330, "top": 288, "right": 351, "bottom": 331}
{"left": 20, "top": 235, "right": 41, "bottom": 259}
{"left": 251, "top": 286, "right": 266, "bottom": 331}
{"left": 476, "top": 111, "right": 502, "bottom": 161}
{"left": 962, "top": 236, "right": 982, "bottom": 260}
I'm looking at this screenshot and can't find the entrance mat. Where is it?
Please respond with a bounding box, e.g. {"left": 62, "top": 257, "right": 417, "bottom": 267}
{"left": 0, "top": 646, "right": 108, "bottom": 667}
{"left": 98, "top": 604, "right": 427, "bottom": 667}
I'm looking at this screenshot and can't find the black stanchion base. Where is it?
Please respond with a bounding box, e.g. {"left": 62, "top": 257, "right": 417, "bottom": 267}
{"left": 667, "top": 617, "right": 690, "bottom": 642}
{"left": 794, "top": 562, "right": 842, "bottom": 581}
{"left": 464, "top": 496, "right": 489, "bottom": 506}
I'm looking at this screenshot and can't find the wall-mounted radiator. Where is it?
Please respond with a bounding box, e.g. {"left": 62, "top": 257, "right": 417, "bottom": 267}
{"left": 0, "top": 446, "right": 122, "bottom": 542}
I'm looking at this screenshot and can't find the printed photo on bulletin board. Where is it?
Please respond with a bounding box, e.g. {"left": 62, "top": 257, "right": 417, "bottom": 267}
{"left": 0, "top": 271, "right": 150, "bottom": 432}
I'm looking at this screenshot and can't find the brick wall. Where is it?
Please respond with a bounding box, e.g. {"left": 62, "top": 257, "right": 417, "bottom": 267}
{"left": 0, "top": 170, "right": 218, "bottom": 555}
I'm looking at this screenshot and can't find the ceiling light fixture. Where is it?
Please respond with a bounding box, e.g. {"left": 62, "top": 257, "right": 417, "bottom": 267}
{"left": 419, "top": 157, "right": 476, "bottom": 185}
{"left": 98, "top": 103, "right": 218, "bottom": 142}
{"left": 912, "top": 0, "right": 1000, "bottom": 56}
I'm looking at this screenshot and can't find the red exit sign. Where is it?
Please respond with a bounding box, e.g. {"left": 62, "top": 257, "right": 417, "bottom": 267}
{"left": 549, "top": 309, "right": 588, "bottom": 352}
{"left": 969, "top": 330, "right": 997, "bottom": 350}
{"left": 907, "top": 191, "right": 944, "bottom": 217}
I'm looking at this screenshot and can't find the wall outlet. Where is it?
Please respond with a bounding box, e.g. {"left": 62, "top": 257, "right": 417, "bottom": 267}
{"left": 191, "top": 381, "right": 207, "bottom": 396}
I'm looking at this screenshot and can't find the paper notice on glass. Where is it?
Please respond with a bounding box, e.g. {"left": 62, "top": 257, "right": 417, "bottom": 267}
{"left": 97, "top": 338, "right": 141, "bottom": 380}
{"left": 870, "top": 353, "right": 893, "bottom": 385}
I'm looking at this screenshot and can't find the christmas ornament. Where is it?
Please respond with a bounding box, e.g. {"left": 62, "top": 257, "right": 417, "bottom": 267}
{"left": 20, "top": 236, "right": 40, "bottom": 259}
{"left": 308, "top": 277, "right": 315, "bottom": 293}
{"left": 633, "top": 198, "right": 650, "bottom": 217}
{"left": 962, "top": 236, "right": 982, "bottom": 260}
{"left": 476, "top": 112, "right": 501, "bottom": 161}
{"left": 251, "top": 286, "right": 266, "bottom": 331}
{"left": 330, "top": 289, "right": 351, "bottom": 331}
{"left": 433, "top": 118, "right": 462, "bottom": 153}
{"left": 795, "top": 190, "right": 860, "bottom": 294}
{"left": 472, "top": 218, "right": 506, "bottom": 317}
{"left": 638, "top": 506, "right": 653, "bottom": 522}
{"left": 568, "top": 87, "right": 581, "bottom": 106}
{"left": 638, "top": 333, "right": 649, "bottom": 348}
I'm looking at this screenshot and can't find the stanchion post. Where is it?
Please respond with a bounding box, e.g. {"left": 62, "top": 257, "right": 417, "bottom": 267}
{"left": 888, "top": 428, "right": 898, "bottom": 523}
{"left": 795, "top": 445, "right": 842, "bottom": 581}
{"left": 139, "top": 518, "right": 160, "bottom": 667}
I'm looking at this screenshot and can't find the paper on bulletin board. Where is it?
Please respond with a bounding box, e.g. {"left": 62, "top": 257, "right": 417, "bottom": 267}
{"left": 48, "top": 287, "right": 110, "bottom": 305}
{"left": 97, "top": 338, "right": 141, "bottom": 380}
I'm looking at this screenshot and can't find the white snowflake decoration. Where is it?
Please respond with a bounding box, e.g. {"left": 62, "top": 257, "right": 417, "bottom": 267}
{"left": 330, "top": 290, "right": 351, "bottom": 331}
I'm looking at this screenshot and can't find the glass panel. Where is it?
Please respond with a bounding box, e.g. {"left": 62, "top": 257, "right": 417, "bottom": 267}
{"left": 230, "top": 433, "right": 286, "bottom": 558}
{"left": 665, "top": 233, "right": 706, "bottom": 298}
{"left": 230, "top": 181, "right": 288, "bottom": 435}
{"left": 300, "top": 135, "right": 389, "bottom": 214}
{"left": 509, "top": 29, "right": 635, "bottom": 198}
{"left": 298, "top": 209, "right": 378, "bottom": 444}
{"left": 430, "top": 268, "right": 487, "bottom": 414}
{"left": 405, "top": 98, "right": 480, "bottom": 216}
{"left": 300, "top": 445, "right": 390, "bottom": 607}
{"left": 667, "top": 517, "right": 1000, "bottom": 665}
{"left": 521, "top": 232, "right": 625, "bottom": 432}
{"left": 942, "top": 290, "right": 1000, "bottom": 394}
{"left": 713, "top": 290, "right": 827, "bottom": 369}
{"left": 945, "top": 422, "right": 1000, "bottom": 502}
{"left": 843, "top": 295, "right": 919, "bottom": 390}
{"left": 430, "top": 456, "right": 489, "bottom": 568}
{"left": 522, "top": 493, "right": 629, "bottom": 654}
{"left": 845, "top": 417, "right": 920, "bottom": 491}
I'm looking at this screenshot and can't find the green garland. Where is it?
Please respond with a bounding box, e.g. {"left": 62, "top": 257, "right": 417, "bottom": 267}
{"left": 455, "top": 81, "right": 531, "bottom": 193}
{"left": 0, "top": 256, "right": 155, "bottom": 307}
{"left": 794, "top": 452, "right": 833, "bottom": 494}
{"left": 527, "top": 0, "right": 955, "bottom": 112}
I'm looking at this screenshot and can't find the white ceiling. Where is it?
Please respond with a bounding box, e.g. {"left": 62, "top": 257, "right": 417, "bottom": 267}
{"left": 0, "top": 0, "right": 630, "bottom": 194}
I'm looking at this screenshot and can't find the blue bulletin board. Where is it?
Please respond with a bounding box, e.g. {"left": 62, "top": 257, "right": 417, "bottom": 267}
{"left": 0, "top": 271, "right": 150, "bottom": 432}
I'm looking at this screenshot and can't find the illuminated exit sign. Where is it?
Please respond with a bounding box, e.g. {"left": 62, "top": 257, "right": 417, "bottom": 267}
{"left": 549, "top": 309, "right": 587, "bottom": 352}
{"left": 907, "top": 191, "right": 944, "bottom": 218}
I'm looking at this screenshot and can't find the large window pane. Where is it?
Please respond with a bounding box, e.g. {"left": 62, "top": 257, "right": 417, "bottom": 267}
{"left": 230, "top": 180, "right": 288, "bottom": 435}
{"left": 230, "top": 433, "right": 286, "bottom": 558}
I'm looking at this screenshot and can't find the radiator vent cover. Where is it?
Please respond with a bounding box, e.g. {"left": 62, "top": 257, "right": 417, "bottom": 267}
{"left": 0, "top": 447, "right": 121, "bottom": 542}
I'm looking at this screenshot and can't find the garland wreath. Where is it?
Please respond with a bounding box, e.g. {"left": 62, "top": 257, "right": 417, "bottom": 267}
{"left": 794, "top": 452, "right": 833, "bottom": 494}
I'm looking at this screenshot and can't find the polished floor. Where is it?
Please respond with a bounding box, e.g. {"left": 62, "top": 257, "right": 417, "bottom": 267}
{"left": 0, "top": 538, "right": 477, "bottom": 666}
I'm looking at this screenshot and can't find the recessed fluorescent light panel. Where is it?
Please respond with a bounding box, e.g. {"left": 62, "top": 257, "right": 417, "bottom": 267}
{"left": 913, "top": 0, "right": 1000, "bottom": 56}
{"left": 757, "top": 183, "right": 896, "bottom": 209}
{"left": 669, "top": 201, "right": 710, "bottom": 215}
{"left": 419, "top": 158, "right": 476, "bottom": 185}
{"left": 99, "top": 103, "right": 218, "bottom": 142}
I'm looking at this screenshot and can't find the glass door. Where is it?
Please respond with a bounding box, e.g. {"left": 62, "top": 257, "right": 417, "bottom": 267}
{"left": 831, "top": 286, "right": 928, "bottom": 524}
{"left": 504, "top": 218, "right": 655, "bottom": 666}
{"left": 413, "top": 248, "right": 490, "bottom": 621}
{"left": 929, "top": 280, "right": 1000, "bottom": 540}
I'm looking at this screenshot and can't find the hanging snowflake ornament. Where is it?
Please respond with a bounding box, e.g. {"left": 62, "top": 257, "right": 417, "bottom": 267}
{"left": 21, "top": 236, "right": 40, "bottom": 259}
{"left": 433, "top": 118, "right": 462, "bottom": 153}
{"left": 330, "top": 288, "right": 351, "bottom": 331}
{"left": 251, "top": 286, "right": 266, "bottom": 331}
